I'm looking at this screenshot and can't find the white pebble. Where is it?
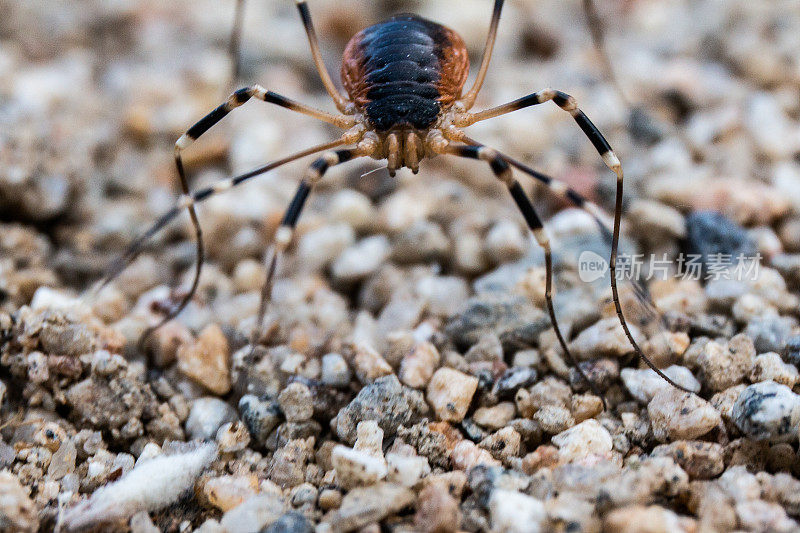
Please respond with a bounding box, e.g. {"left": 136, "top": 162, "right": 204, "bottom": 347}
{"left": 489, "top": 489, "right": 547, "bottom": 533}
{"left": 551, "top": 419, "right": 613, "bottom": 463}
{"left": 321, "top": 353, "right": 351, "bottom": 387}
{"left": 732, "top": 381, "right": 800, "bottom": 443}
{"left": 219, "top": 493, "right": 285, "bottom": 533}
{"left": 485, "top": 220, "right": 528, "bottom": 263}
{"left": 331, "top": 236, "right": 391, "bottom": 282}
{"left": 331, "top": 445, "right": 388, "bottom": 489}
{"left": 621, "top": 366, "right": 701, "bottom": 403}
{"left": 750, "top": 353, "right": 799, "bottom": 388}
{"left": 386, "top": 452, "right": 431, "bottom": 487}
{"left": 63, "top": 444, "right": 217, "bottom": 530}
{"left": 329, "top": 189, "right": 375, "bottom": 231}
{"left": 297, "top": 223, "right": 356, "bottom": 272}
{"left": 648, "top": 389, "right": 721, "bottom": 442}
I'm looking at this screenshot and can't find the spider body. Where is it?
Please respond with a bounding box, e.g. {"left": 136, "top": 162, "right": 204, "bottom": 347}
{"left": 103, "top": 0, "right": 693, "bottom": 403}
{"left": 342, "top": 14, "right": 469, "bottom": 134}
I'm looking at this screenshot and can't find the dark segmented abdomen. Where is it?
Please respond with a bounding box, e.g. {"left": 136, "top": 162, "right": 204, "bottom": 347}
{"left": 342, "top": 15, "right": 469, "bottom": 132}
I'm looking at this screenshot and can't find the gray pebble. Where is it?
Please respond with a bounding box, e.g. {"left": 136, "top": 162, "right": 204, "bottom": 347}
{"left": 445, "top": 293, "right": 550, "bottom": 352}
{"left": 745, "top": 315, "right": 796, "bottom": 353}
{"left": 392, "top": 220, "right": 450, "bottom": 264}
{"left": 278, "top": 383, "right": 313, "bottom": 422}
{"left": 336, "top": 375, "right": 426, "bottom": 445}
{"left": 492, "top": 367, "right": 538, "bottom": 400}
{"left": 684, "top": 211, "right": 756, "bottom": 274}
{"left": 238, "top": 395, "right": 282, "bottom": 447}
{"left": 262, "top": 511, "right": 313, "bottom": 533}
{"left": 784, "top": 335, "right": 800, "bottom": 368}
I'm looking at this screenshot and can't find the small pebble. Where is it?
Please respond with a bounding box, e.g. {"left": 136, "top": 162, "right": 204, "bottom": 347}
{"left": 732, "top": 381, "right": 800, "bottom": 443}
{"left": 297, "top": 223, "right": 355, "bottom": 272}
{"left": 238, "top": 395, "right": 282, "bottom": 448}
{"left": 568, "top": 318, "right": 639, "bottom": 360}
{"left": 533, "top": 405, "right": 575, "bottom": 435}
{"left": 551, "top": 419, "right": 613, "bottom": 463}
{"left": 651, "top": 440, "right": 725, "bottom": 480}
{"left": 331, "top": 236, "right": 391, "bottom": 283}
{"left": 473, "top": 403, "right": 516, "bottom": 430}
{"left": 186, "top": 397, "right": 238, "bottom": 441}
{"left": 219, "top": 493, "right": 285, "bottom": 533}
{"left": 329, "top": 189, "right": 375, "bottom": 231}
{"left": 177, "top": 324, "right": 231, "bottom": 396}
{"left": 697, "top": 334, "right": 755, "bottom": 392}
{"left": 745, "top": 315, "right": 796, "bottom": 353}
{"left": 216, "top": 421, "right": 251, "bottom": 453}
{"left": 278, "top": 383, "right": 314, "bottom": 423}
{"left": 203, "top": 474, "right": 259, "bottom": 512}
{"left": 479, "top": 427, "right": 522, "bottom": 462}
{"left": 320, "top": 353, "right": 351, "bottom": 388}
{"left": 336, "top": 375, "right": 425, "bottom": 445}
{"left": 351, "top": 343, "right": 393, "bottom": 383}
{"left": 322, "top": 482, "right": 414, "bottom": 532}
{"left": 451, "top": 440, "right": 500, "bottom": 470}
{"left": 386, "top": 448, "right": 430, "bottom": 487}
{"left": 648, "top": 388, "right": 721, "bottom": 442}
{"left": 263, "top": 511, "right": 314, "bottom": 533}
{"left": 0, "top": 471, "right": 38, "bottom": 532}
{"left": 620, "top": 366, "right": 700, "bottom": 403}
{"left": 414, "top": 481, "right": 460, "bottom": 533}
{"left": 489, "top": 489, "right": 547, "bottom": 533}
{"left": 604, "top": 505, "right": 688, "bottom": 533}
{"left": 684, "top": 210, "right": 757, "bottom": 274}
{"left": 492, "top": 367, "right": 538, "bottom": 400}
{"left": 485, "top": 220, "right": 528, "bottom": 263}
{"left": 750, "top": 352, "right": 799, "bottom": 387}
{"left": 331, "top": 445, "right": 387, "bottom": 489}
{"left": 399, "top": 342, "right": 440, "bottom": 389}
{"left": 426, "top": 367, "right": 479, "bottom": 423}
{"left": 445, "top": 293, "right": 550, "bottom": 351}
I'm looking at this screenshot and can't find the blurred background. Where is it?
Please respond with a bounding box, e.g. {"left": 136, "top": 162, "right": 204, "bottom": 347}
{"left": 2, "top": 2, "right": 800, "bottom": 530}
{"left": 1, "top": 0, "right": 799, "bottom": 328}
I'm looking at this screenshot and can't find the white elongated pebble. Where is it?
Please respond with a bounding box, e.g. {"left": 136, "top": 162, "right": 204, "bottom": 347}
{"left": 63, "top": 443, "right": 217, "bottom": 530}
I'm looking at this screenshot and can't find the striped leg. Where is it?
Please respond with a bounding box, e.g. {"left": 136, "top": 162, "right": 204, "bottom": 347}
{"left": 294, "top": 1, "right": 349, "bottom": 112}
{"left": 458, "top": 89, "right": 621, "bottom": 175}
{"left": 141, "top": 88, "right": 353, "bottom": 347}
{"left": 444, "top": 144, "right": 606, "bottom": 405}
{"left": 468, "top": 90, "right": 694, "bottom": 394}
{"left": 248, "top": 145, "right": 372, "bottom": 350}
{"left": 95, "top": 138, "right": 348, "bottom": 349}
{"left": 457, "top": 136, "right": 693, "bottom": 394}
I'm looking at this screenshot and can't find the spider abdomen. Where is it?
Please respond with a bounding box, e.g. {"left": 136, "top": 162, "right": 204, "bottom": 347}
{"left": 342, "top": 14, "right": 470, "bottom": 132}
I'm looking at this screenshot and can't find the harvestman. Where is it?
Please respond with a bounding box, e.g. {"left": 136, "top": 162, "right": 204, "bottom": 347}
{"left": 99, "top": 0, "right": 692, "bottom": 399}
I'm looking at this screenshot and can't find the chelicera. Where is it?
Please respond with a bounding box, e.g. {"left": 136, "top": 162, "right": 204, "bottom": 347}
{"left": 100, "top": 0, "right": 692, "bottom": 401}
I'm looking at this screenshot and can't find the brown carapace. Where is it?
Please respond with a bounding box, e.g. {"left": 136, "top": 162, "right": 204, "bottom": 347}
{"left": 99, "top": 0, "right": 693, "bottom": 405}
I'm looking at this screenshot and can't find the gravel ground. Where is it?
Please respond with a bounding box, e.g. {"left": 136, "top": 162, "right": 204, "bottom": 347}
{"left": 2, "top": 0, "right": 800, "bottom": 531}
